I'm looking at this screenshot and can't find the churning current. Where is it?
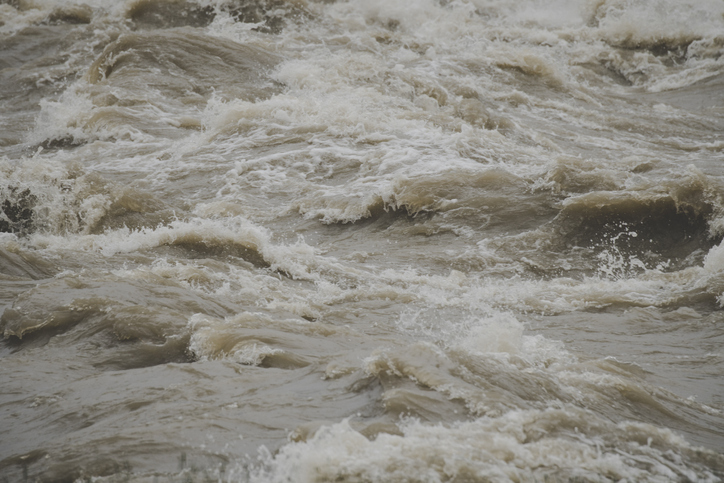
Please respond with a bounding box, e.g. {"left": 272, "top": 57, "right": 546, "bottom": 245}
{"left": 1, "top": 0, "right": 724, "bottom": 481}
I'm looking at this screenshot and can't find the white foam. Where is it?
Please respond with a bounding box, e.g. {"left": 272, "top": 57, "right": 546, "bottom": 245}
{"left": 248, "top": 409, "right": 719, "bottom": 483}
{"left": 0, "top": 155, "right": 112, "bottom": 235}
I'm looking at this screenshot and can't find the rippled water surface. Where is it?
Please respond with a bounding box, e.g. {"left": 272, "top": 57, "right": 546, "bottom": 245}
{"left": 1, "top": 0, "right": 724, "bottom": 481}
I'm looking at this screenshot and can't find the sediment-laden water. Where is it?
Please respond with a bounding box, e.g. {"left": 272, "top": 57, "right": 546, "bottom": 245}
{"left": 1, "top": 0, "right": 724, "bottom": 481}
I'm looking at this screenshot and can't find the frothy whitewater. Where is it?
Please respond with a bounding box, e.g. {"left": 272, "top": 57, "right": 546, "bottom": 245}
{"left": 1, "top": 0, "right": 723, "bottom": 481}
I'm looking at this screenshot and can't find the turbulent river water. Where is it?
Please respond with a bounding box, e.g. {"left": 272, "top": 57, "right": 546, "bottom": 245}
{"left": 1, "top": 0, "right": 724, "bottom": 481}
